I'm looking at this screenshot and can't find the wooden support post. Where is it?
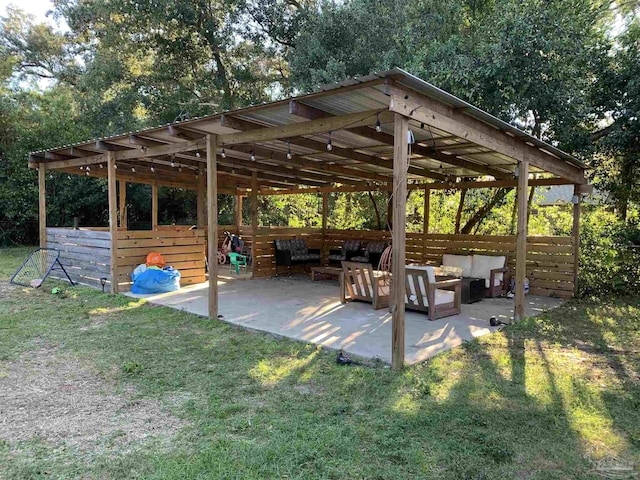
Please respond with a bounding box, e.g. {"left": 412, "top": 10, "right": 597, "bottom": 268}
{"left": 151, "top": 184, "right": 159, "bottom": 230}
{"left": 322, "top": 192, "right": 328, "bottom": 263}
{"left": 118, "top": 180, "right": 127, "bottom": 230}
{"left": 250, "top": 172, "right": 258, "bottom": 277}
{"left": 422, "top": 187, "right": 430, "bottom": 264}
{"left": 572, "top": 184, "right": 581, "bottom": 297}
{"left": 235, "top": 195, "right": 243, "bottom": 228}
{"left": 38, "top": 165, "right": 47, "bottom": 248}
{"left": 197, "top": 173, "right": 206, "bottom": 229}
{"left": 514, "top": 158, "right": 529, "bottom": 321}
{"left": 207, "top": 134, "right": 219, "bottom": 320}
{"left": 107, "top": 152, "right": 119, "bottom": 293}
{"left": 423, "top": 187, "right": 430, "bottom": 234}
{"left": 391, "top": 113, "right": 408, "bottom": 370}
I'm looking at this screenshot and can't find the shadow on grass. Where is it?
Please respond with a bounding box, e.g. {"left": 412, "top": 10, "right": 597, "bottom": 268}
{"left": 2, "top": 279, "right": 639, "bottom": 479}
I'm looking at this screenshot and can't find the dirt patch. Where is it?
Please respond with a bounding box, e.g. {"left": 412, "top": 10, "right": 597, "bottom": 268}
{"left": 0, "top": 281, "right": 19, "bottom": 298}
{"left": 0, "top": 344, "right": 188, "bottom": 453}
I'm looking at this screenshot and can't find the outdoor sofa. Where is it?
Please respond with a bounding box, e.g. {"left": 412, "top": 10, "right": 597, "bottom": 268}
{"left": 274, "top": 238, "right": 321, "bottom": 274}
{"left": 441, "top": 253, "right": 509, "bottom": 298}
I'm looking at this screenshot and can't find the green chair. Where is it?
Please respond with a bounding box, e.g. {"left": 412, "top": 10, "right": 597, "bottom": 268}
{"left": 229, "top": 252, "right": 248, "bottom": 274}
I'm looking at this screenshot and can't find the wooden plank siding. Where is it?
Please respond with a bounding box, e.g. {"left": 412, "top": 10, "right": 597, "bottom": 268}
{"left": 115, "top": 229, "right": 206, "bottom": 291}
{"left": 46, "top": 227, "right": 112, "bottom": 288}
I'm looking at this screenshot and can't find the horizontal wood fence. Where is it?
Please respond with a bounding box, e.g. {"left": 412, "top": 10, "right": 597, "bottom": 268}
{"left": 252, "top": 228, "right": 576, "bottom": 298}
{"left": 46, "top": 227, "right": 111, "bottom": 288}
{"left": 47, "top": 226, "right": 575, "bottom": 298}
{"left": 115, "top": 228, "right": 206, "bottom": 291}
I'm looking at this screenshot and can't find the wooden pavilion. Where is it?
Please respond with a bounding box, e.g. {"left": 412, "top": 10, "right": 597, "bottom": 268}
{"left": 29, "top": 69, "right": 590, "bottom": 369}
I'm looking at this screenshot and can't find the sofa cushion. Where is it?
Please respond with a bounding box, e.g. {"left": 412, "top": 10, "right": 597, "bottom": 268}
{"left": 442, "top": 254, "right": 473, "bottom": 277}
{"left": 328, "top": 254, "right": 346, "bottom": 261}
{"left": 350, "top": 255, "right": 369, "bottom": 263}
{"left": 343, "top": 240, "right": 361, "bottom": 252}
{"left": 471, "top": 255, "right": 506, "bottom": 287}
{"left": 407, "top": 265, "right": 436, "bottom": 284}
{"left": 366, "top": 241, "right": 387, "bottom": 254}
{"left": 290, "top": 238, "right": 308, "bottom": 254}
{"left": 274, "top": 239, "right": 292, "bottom": 251}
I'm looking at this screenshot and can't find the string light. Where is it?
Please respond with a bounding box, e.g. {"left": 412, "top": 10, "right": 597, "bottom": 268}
{"left": 79, "top": 166, "right": 84, "bottom": 170}
{"left": 195, "top": 148, "right": 201, "bottom": 158}
{"left": 178, "top": 166, "right": 182, "bottom": 173}
{"left": 113, "top": 163, "right": 117, "bottom": 169}
{"left": 250, "top": 150, "right": 256, "bottom": 161}
{"left": 326, "top": 132, "right": 332, "bottom": 151}
{"left": 86, "top": 166, "right": 90, "bottom": 172}
{"left": 375, "top": 114, "right": 382, "bottom": 133}
{"left": 150, "top": 165, "right": 155, "bottom": 173}
{"left": 85, "top": 170, "right": 90, "bottom": 176}
{"left": 171, "top": 154, "right": 176, "bottom": 168}
{"left": 100, "top": 163, "right": 104, "bottom": 169}
{"left": 131, "top": 166, "right": 135, "bottom": 173}
{"left": 287, "top": 142, "right": 292, "bottom": 159}
{"left": 221, "top": 148, "right": 226, "bottom": 158}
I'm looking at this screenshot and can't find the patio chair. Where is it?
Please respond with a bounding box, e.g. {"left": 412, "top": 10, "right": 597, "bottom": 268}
{"left": 328, "top": 240, "right": 361, "bottom": 265}
{"left": 350, "top": 241, "right": 388, "bottom": 269}
{"left": 405, "top": 266, "right": 461, "bottom": 320}
{"left": 228, "top": 252, "right": 248, "bottom": 274}
{"left": 340, "top": 261, "right": 389, "bottom": 310}
{"left": 441, "top": 253, "right": 509, "bottom": 298}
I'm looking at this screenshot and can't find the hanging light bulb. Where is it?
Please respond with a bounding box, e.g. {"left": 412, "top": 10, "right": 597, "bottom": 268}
{"left": 375, "top": 114, "right": 381, "bottom": 133}
{"left": 100, "top": 163, "right": 104, "bottom": 169}
{"left": 250, "top": 150, "right": 256, "bottom": 161}
{"left": 85, "top": 170, "right": 90, "bottom": 176}
{"left": 150, "top": 165, "right": 155, "bottom": 173}
{"left": 79, "top": 166, "right": 84, "bottom": 170}
{"left": 113, "top": 163, "right": 117, "bottom": 169}
{"left": 326, "top": 132, "right": 332, "bottom": 151}
{"left": 178, "top": 166, "right": 182, "bottom": 173}
{"left": 221, "top": 148, "right": 226, "bottom": 158}
{"left": 131, "top": 166, "right": 135, "bottom": 173}
{"left": 286, "top": 142, "right": 292, "bottom": 160}
{"left": 195, "top": 149, "right": 201, "bottom": 158}
{"left": 170, "top": 154, "right": 176, "bottom": 168}
{"left": 86, "top": 166, "right": 91, "bottom": 172}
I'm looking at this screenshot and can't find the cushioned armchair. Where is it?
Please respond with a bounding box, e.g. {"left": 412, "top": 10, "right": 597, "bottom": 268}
{"left": 328, "top": 240, "right": 361, "bottom": 265}
{"left": 441, "top": 253, "right": 509, "bottom": 298}
{"left": 405, "top": 266, "right": 461, "bottom": 320}
{"left": 340, "top": 261, "right": 389, "bottom": 310}
{"left": 351, "top": 241, "right": 387, "bottom": 269}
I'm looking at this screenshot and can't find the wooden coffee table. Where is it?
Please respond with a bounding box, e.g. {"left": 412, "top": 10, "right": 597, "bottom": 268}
{"left": 311, "top": 266, "right": 342, "bottom": 281}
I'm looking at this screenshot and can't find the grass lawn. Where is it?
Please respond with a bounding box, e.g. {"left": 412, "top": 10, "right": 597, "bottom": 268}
{"left": 0, "top": 246, "right": 639, "bottom": 479}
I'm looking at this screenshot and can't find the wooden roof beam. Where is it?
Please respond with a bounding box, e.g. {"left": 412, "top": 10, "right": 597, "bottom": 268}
{"left": 220, "top": 114, "right": 445, "bottom": 181}
{"left": 225, "top": 144, "right": 390, "bottom": 183}
{"left": 385, "top": 85, "right": 586, "bottom": 183}
{"left": 290, "top": 100, "right": 511, "bottom": 179}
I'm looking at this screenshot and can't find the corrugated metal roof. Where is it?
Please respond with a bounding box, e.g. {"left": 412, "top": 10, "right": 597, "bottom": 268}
{"left": 29, "top": 68, "right": 585, "bottom": 189}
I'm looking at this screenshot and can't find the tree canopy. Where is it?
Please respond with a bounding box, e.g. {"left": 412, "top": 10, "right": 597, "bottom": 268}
{"left": 0, "top": 0, "right": 638, "bottom": 245}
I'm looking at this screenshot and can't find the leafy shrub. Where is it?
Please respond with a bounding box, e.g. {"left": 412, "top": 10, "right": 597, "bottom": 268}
{"left": 579, "top": 209, "right": 640, "bottom": 295}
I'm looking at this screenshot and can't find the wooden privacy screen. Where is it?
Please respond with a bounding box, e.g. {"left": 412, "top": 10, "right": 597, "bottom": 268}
{"left": 115, "top": 228, "right": 206, "bottom": 291}
{"left": 252, "top": 228, "right": 576, "bottom": 299}
{"left": 46, "top": 228, "right": 111, "bottom": 288}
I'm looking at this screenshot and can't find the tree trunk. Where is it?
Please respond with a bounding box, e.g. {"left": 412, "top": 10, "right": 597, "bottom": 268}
{"left": 368, "top": 191, "right": 383, "bottom": 230}
{"left": 454, "top": 189, "right": 467, "bottom": 234}
{"left": 461, "top": 188, "right": 512, "bottom": 234}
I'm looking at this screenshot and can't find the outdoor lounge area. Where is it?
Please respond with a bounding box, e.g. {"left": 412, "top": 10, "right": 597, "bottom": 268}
{"left": 29, "top": 68, "right": 590, "bottom": 369}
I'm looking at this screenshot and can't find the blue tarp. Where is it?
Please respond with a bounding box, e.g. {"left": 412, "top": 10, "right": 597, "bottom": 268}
{"left": 131, "top": 266, "right": 181, "bottom": 294}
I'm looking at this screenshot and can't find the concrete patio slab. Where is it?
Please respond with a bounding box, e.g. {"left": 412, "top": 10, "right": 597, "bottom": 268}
{"left": 126, "top": 276, "right": 563, "bottom": 365}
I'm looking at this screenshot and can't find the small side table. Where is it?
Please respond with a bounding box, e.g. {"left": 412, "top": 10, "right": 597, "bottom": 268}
{"left": 461, "top": 277, "right": 486, "bottom": 304}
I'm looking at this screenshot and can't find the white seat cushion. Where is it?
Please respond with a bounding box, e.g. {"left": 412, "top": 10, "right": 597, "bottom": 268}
{"left": 407, "top": 265, "right": 436, "bottom": 284}
{"left": 434, "top": 288, "right": 455, "bottom": 305}
{"left": 442, "top": 254, "right": 473, "bottom": 277}
{"left": 471, "top": 255, "right": 506, "bottom": 287}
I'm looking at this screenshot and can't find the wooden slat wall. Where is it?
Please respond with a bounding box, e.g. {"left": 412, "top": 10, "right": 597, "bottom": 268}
{"left": 252, "top": 228, "right": 575, "bottom": 298}
{"left": 115, "top": 229, "right": 206, "bottom": 291}
{"left": 46, "top": 227, "right": 112, "bottom": 288}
